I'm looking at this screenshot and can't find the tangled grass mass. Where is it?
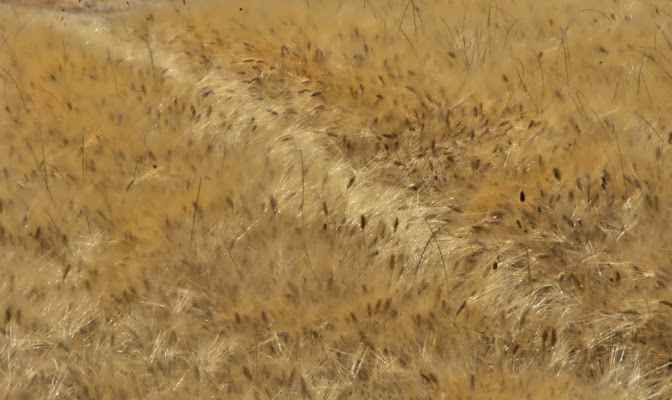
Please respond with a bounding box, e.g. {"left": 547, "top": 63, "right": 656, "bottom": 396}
{"left": 1, "top": 0, "right": 672, "bottom": 398}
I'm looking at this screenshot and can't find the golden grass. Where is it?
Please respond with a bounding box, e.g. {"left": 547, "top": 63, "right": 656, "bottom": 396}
{"left": 1, "top": 0, "right": 671, "bottom": 398}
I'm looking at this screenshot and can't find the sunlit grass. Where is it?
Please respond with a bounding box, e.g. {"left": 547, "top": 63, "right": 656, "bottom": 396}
{"left": 0, "top": 0, "right": 671, "bottom": 398}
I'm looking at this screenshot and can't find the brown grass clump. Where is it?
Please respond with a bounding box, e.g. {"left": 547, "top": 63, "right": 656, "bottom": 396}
{"left": 1, "top": 0, "right": 671, "bottom": 398}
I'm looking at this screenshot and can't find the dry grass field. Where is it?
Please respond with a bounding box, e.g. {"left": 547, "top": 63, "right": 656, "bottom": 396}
{"left": 1, "top": 0, "right": 671, "bottom": 398}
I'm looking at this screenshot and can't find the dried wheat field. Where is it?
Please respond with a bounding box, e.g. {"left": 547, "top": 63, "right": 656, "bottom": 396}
{"left": 1, "top": 0, "right": 671, "bottom": 398}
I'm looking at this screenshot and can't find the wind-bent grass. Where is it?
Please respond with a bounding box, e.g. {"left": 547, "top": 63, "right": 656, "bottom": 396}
{"left": 0, "top": 0, "right": 671, "bottom": 398}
